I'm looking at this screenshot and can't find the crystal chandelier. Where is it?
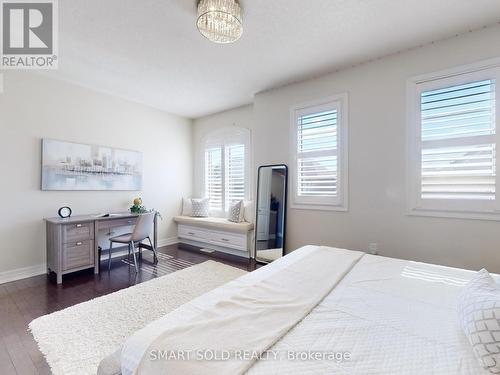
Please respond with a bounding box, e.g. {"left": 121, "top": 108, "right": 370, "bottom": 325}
{"left": 197, "top": 0, "right": 243, "bottom": 44}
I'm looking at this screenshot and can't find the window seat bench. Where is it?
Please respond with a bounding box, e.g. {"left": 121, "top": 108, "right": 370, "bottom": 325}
{"left": 173, "top": 216, "right": 254, "bottom": 258}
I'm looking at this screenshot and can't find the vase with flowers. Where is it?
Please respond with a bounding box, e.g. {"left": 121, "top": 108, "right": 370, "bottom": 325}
{"left": 130, "top": 197, "right": 162, "bottom": 219}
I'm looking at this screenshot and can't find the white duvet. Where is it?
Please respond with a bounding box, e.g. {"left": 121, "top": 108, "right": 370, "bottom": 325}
{"left": 131, "top": 246, "right": 363, "bottom": 374}
{"left": 121, "top": 246, "right": 363, "bottom": 374}
{"left": 122, "top": 247, "right": 492, "bottom": 375}
{"left": 249, "top": 254, "right": 490, "bottom": 374}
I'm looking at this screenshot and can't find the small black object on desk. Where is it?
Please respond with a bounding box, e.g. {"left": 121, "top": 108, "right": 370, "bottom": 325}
{"left": 58, "top": 206, "right": 72, "bottom": 218}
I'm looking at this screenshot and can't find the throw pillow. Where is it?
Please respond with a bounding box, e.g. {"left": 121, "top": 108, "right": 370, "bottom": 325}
{"left": 191, "top": 198, "right": 209, "bottom": 217}
{"left": 182, "top": 197, "right": 192, "bottom": 216}
{"left": 243, "top": 200, "right": 254, "bottom": 223}
{"left": 228, "top": 201, "right": 244, "bottom": 223}
{"left": 458, "top": 269, "right": 500, "bottom": 373}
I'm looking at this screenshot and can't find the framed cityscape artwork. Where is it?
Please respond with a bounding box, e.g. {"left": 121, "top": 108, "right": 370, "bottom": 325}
{"left": 41, "top": 139, "right": 143, "bottom": 191}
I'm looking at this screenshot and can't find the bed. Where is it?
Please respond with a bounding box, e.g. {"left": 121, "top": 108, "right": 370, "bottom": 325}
{"left": 100, "top": 245, "right": 493, "bottom": 375}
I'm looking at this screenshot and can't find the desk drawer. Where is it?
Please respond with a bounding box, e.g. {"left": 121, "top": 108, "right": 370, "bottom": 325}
{"left": 62, "top": 222, "right": 94, "bottom": 243}
{"left": 99, "top": 217, "right": 137, "bottom": 230}
{"left": 62, "top": 240, "right": 93, "bottom": 271}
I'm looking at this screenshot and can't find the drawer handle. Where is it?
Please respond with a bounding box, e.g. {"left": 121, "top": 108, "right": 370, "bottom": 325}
{"left": 127, "top": 220, "right": 133, "bottom": 224}
{"left": 76, "top": 241, "right": 83, "bottom": 246}
{"left": 221, "top": 238, "right": 230, "bottom": 242}
{"left": 76, "top": 224, "right": 82, "bottom": 228}
{"left": 188, "top": 232, "right": 195, "bottom": 235}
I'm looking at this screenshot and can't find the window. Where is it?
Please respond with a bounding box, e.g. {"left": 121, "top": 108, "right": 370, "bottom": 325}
{"left": 290, "top": 94, "right": 348, "bottom": 210}
{"left": 205, "top": 147, "right": 223, "bottom": 210}
{"left": 408, "top": 62, "right": 500, "bottom": 219}
{"left": 202, "top": 127, "right": 250, "bottom": 214}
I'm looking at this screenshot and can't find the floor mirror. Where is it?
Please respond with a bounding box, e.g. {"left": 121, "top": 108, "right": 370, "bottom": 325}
{"left": 255, "top": 164, "right": 288, "bottom": 264}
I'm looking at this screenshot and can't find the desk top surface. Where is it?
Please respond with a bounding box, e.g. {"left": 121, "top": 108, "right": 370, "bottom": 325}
{"left": 45, "top": 212, "right": 139, "bottom": 225}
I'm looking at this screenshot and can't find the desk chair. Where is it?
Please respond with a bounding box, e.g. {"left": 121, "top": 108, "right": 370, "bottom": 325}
{"left": 108, "top": 212, "right": 158, "bottom": 272}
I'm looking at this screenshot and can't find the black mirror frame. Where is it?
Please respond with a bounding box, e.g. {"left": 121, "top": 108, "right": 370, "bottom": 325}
{"left": 254, "top": 164, "right": 288, "bottom": 262}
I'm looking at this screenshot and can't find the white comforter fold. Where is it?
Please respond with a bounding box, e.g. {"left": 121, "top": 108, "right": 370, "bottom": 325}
{"left": 122, "top": 246, "right": 364, "bottom": 375}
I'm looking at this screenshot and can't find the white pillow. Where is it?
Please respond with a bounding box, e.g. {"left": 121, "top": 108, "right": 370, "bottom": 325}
{"left": 182, "top": 197, "right": 192, "bottom": 216}
{"left": 458, "top": 269, "right": 500, "bottom": 373}
{"left": 243, "top": 200, "right": 254, "bottom": 223}
{"left": 228, "top": 201, "right": 244, "bottom": 223}
{"left": 191, "top": 198, "right": 209, "bottom": 217}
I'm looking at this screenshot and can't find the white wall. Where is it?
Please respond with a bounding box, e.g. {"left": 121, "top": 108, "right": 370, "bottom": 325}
{"left": 0, "top": 72, "right": 192, "bottom": 279}
{"left": 194, "top": 25, "right": 500, "bottom": 272}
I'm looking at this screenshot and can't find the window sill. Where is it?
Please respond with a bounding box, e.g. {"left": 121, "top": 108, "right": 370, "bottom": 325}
{"left": 408, "top": 207, "right": 500, "bottom": 221}
{"left": 290, "top": 202, "right": 348, "bottom": 212}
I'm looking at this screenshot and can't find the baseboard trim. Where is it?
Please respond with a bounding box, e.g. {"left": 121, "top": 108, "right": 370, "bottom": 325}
{"left": 0, "top": 238, "right": 179, "bottom": 285}
{"left": 100, "top": 237, "right": 178, "bottom": 261}
{"left": 0, "top": 264, "right": 47, "bottom": 285}
{"left": 100, "top": 247, "right": 129, "bottom": 261}
{"left": 158, "top": 237, "right": 179, "bottom": 247}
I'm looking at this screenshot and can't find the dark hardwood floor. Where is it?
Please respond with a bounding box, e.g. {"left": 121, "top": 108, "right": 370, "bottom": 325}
{"left": 0, "top": 244, "right": 253, "bottom": 375}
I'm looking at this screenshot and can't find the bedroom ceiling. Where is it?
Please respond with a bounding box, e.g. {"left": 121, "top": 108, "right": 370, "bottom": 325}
{"left": 46, "top": 0, "right": 500, "bottom": 118}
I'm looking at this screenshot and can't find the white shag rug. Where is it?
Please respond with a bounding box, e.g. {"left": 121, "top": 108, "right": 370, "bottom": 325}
{"left": 29, "top": 260, "right": 246, "bottom": 375}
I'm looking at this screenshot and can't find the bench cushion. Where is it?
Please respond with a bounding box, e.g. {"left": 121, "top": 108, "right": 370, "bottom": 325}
{"left": 173, "top": 216, "right": 254, "bottom": 233}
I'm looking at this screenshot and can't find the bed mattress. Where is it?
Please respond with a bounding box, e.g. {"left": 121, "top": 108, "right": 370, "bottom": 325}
{"left": 248, "top": 254, "right": 491, "bottom": 374}
{"left": 120, "top": 245, "right": 349, "bottom": 374}
{"left": 113, "top": 247, "right": 493, "bottom": 374}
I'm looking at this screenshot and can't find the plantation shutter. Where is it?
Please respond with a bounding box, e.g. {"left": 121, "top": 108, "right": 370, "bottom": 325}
{"left": 296, "top": 109, "right": 338, "bottom": 198}
{"left": 420, "top": 79, "right": 496, "bottom": 200}
{"left": 205, "top": 147, "right": 223, "bottom": 210}
{"left": 203, "top": 127, "right": 249, "bottom": 214}
{"left": 225, "top": 144, "right": 245, "bottom": 207}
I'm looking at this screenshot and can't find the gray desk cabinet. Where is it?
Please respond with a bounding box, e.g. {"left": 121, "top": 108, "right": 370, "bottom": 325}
{"left": 45, "top": 213, "right": 157, "bottom": 284}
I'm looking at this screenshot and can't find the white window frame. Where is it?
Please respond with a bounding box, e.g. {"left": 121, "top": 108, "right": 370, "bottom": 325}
{"left": 289, "top": 93, "right": 349, "bottom": 211}
{"left": 200, "top": 126, "right": 252, "bottom": 217}
{"left": 407, "top": 58, "right": 500, "bottom": 220}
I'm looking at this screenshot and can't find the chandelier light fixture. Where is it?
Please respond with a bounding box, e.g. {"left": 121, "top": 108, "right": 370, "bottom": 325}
{"left": 197, "top": 0, "right": 243, "bottom": 44}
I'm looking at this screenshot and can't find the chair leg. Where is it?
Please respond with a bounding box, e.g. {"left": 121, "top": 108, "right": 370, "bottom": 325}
{"left": 147, "top": 236, "right": 158, "bottom": 264}
{"left": 108, "top": 241, "right": 113, "bottom": 271}
{"left": 130, "top": 241, "right": 138, "bottom": 273}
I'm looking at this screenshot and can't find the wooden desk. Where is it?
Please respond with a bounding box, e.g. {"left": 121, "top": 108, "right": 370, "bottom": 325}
{"left": 45, "top": 213, "right": 157, "bottom": 284}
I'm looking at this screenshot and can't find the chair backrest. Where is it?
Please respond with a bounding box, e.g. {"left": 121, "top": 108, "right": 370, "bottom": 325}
{"left": 132, "top": 212, "right": 155, "bottom": 242}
